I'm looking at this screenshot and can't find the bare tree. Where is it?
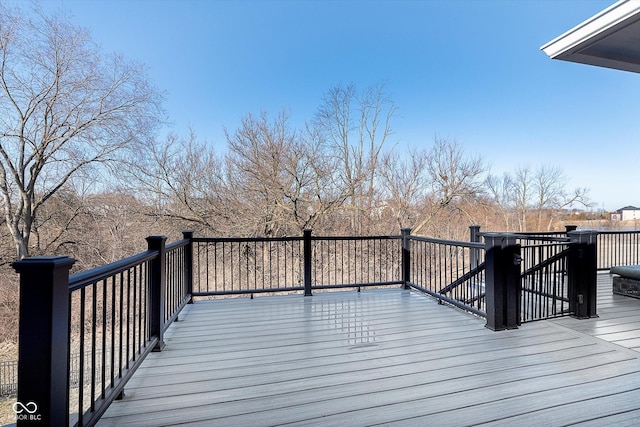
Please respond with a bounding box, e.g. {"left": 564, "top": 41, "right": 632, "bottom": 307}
{"left": 511, "top": 166, "right": 533, "bottom": 231}
{"left": 226, "top": 110, "right": 346, "bottom": 236}
{"left": 129, "top": 130, "right": 229, "bottom": 233}
{"left": 0, "top": 4, "right": 162, "bottom": 259}
{"left": 488, "top": 165, "right": 591, "bottom": 232}
{"left": 314, "top": 83, "right": 396, "bottom": 234}
{"left": 485, "top": 172, "right": 515, "bottom": 230}
{"left": 379, "top": 148, "right": 429, "bottom": 230}
{"left": 532, "top": 165, "right": 590, "bottom": 230}
{"left": 32, "top": 189, "right": 154, "bottom": 269}
{"left": 412, "top": 138, "right": 486, "bottom": 235}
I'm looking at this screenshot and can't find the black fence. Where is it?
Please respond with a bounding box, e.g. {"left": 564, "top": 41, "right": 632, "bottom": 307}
{"left": 519, "top": 237, "right": 570, "bottom": 322}
{"left": 9, "top": 226, "right": 618, "bottom": 424}
{"left": 311, "top": 235, "right": 402, "bottom": 289}
{"left": 598, "top": 230, "right": 640, "bottom": 270}
{"left": 192, "top": 232, "right": 403, "bottom": 296}
{"left": 405, "top": 234, "right": 486, "bottom": 317}
{"left": 476, "top": 228, "right": 599, "bottom": 326}
{"left": 0, "top": 359, "right": 17, "bottom": 397}
{"left": 193, "top": 236, "right": 305, "bottom": 295}
{"left": 1, "top": 350, "right": 114, "bottom": 399}
{"left": 11, "top": 233, "right": 191, "bottom": 426}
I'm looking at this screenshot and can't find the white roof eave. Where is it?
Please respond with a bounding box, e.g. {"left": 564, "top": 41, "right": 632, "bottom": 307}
{"left": 541, "top": 0, "right": 640, "bottom": 73}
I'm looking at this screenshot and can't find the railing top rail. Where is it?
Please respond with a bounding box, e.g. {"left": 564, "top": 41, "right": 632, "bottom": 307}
{"left": 598, "top": 230, "right": 640, "bottom": 235}
{"left": 193, "top": 235, "right": 403, "bottom": 243}
{"left": 312, "top": 235, "right": 401, "bottom": 241}
{"left": 69, "top": 249, "right": 157, "bottom": 292}
{"left": 193, "top": 236, "right": 302, "bottom": 243}
{"left": 166, "top": 237, "right": 190, "bottom": 252}
{"left": 482, "top": 232, "right": 570, "bottom": 243}
{"left": 409, "top": 234, "right": 484, "bottom": 248}
{"left": 514, "top": 235, "right": 570, "bottom": 243}
{"left": 520, "top": 242, "right": 570, "bottom": 251}
{"left": 500, "top": 231, "right": 567, "bottom": 236}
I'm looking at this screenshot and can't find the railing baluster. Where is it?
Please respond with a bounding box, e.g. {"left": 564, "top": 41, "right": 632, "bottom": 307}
{"left": 91, "top": 282, "right": 97, "bottom": 410}
{"left": 110, "top": 276, "right": 116, "bottom": 388}
{"left": 133, "top": 267, "right": 138, "bottom": 362}
{"left": 101, "top": 278, "right": 107, "bottom": 399}
{"left": 126, "top": 271, "right": 131, "bottom": 369}
{"left": 78, "top": 287, "right": 86, "bottom": 423}
{"left": 118, "top": 272, "right": 124, "bottom": 381}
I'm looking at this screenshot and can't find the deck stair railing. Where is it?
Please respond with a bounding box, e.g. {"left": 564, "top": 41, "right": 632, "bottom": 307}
{"left": 403, "top": 231, "right": 487, "bottom": 318}
{"left": 11, "top": 226, "right": 603, "bottom": 425}
{"left": 518, "top": 235, "right": 570, "bottom": 322}
{"left": 475, "top": 226, "right": 598, "bottom": 328}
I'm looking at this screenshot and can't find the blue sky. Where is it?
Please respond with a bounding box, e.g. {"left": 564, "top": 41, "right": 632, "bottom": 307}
{"left": 34, "top": 0, "right": 640, "bottom": 211}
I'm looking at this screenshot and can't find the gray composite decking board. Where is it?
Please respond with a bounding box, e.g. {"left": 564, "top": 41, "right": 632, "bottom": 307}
{"left": 102, "top": 343, "right": 623, "bottom": 419}
{"left": 129, "top": 331, "right": 586, "bottom": 385}
{"left": 100, "top": 354, "right": 640, "bottom": 426}
{"left": 132, "top": 330, "right": 596, "bottom": 378}
{"left": 550, "top": 273, "right": 640, "bottom": 349}
{"left": 117, "top": 334, "right": 620, "bottom": 404}
{"left": 165, "top": 307, "right": 480, "bottom": 348}
{"left": 133, "top": 365, "right": 640, "bottom": 427}
{"left": 100, "top": 348, "right": 638, "bottom": 424}
{"left": 277, "top": 367, "right": 640, "bottom": 427}
{"left": 560, "top": 323, "right": 640, "bottom": 339}
{"left": 99, "top": 275, "right": 640, "bottom": 426}
{"left": 145, "top": 306, "right": 553, "bottom": 362}
{"left": 571, "top": 409, "right": 640, "bottom": 427}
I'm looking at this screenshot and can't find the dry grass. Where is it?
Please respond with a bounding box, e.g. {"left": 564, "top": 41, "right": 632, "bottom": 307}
{"left": 0, "top": 342, "right": 17, "bottom": 427}
{"left": 0, "top": 341, "right": 17, "bottom": 362}
{"left": 0, "top": 397, "right": 16, "bottom": 426}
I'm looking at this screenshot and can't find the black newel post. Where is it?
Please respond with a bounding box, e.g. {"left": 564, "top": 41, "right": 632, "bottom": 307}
{"left": 147, "top": 236, "right": 167, "bottom": 351}
{"left": 469, "top": 225, "right": 481, "bottom": 269}
{"left": 13, "top": 256, "right": 76, "bottom": 426}
{"left": 567, "top": 230, "right": 598, "bottom": 319}
{"left": 182, "top": 230, "right": 194, "bottom": 304}
{"left": 303, "top": 229, "right": 312, "bottom": 296}
{"left": 469, "top": 225, "right": 481, "bottom": 243}
{"left": 565, "top": 225, "right": 578, "bottom": 234}
{"left": 484, "top": 234, "right": 521, "bottom": 331}
{"left": 401, "top": 228, "right": 412, "bottom": 289}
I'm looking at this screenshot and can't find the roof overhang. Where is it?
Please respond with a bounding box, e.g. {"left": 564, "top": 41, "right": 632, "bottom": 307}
{"left": 541, "top": 0, "right": 640, "bottom": 73}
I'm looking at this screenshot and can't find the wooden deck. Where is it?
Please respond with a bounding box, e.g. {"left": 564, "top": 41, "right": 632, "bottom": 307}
{"left": 551, "top": 273, "right": 640, "bottom": 352}
{"left": 99, "top": 273, "right": 640, "bottom": 426}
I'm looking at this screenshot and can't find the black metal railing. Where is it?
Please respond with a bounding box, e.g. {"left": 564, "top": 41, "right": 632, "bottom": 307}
{"left": 164, "top": 235, "right": 193, "bottom": 325}
{"left": 10, "top": 225, "right": 616, "bottom": 425}
{"left": 193, "top": 236, "right": 305, "bottom": 296}
{"left": 193, "top": 231, "right": 404, "bottom": 297}
{"left": 597, "top": 230, "right": 640, "bottom": 270}
{"left": 502, "top": 228, "right": 640, "bottom": 271}
{"left": 1, "top": 351, "right": 107, "bottom": 399}
{"left": 405, "top": 235, "right": 486, "bottom": 317}
{"left": 12, "top": 232, "right": 192, "bottom": 427}
{"left": 518, "top": 236, "right": 570, "bottom": 322}
{"left": 0, "top": 359, "right": 17, "bottom": 397}
{"left": 66, "top": 251, "right": 153, "bottom": 426}
{"left": 311, "top": 235, "right": 402, "bottom": 290}
{"left": 479, "top": 228, "right": 598, "bottom": 326}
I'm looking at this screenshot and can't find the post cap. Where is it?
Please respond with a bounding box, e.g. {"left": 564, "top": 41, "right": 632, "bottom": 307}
{"left": 12, "top": 256, "right": 76, "bottom": 273}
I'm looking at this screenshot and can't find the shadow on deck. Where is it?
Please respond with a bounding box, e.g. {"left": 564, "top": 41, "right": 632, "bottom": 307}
{"left": 99, "top": 273, "right": 640, "bottom": 426}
